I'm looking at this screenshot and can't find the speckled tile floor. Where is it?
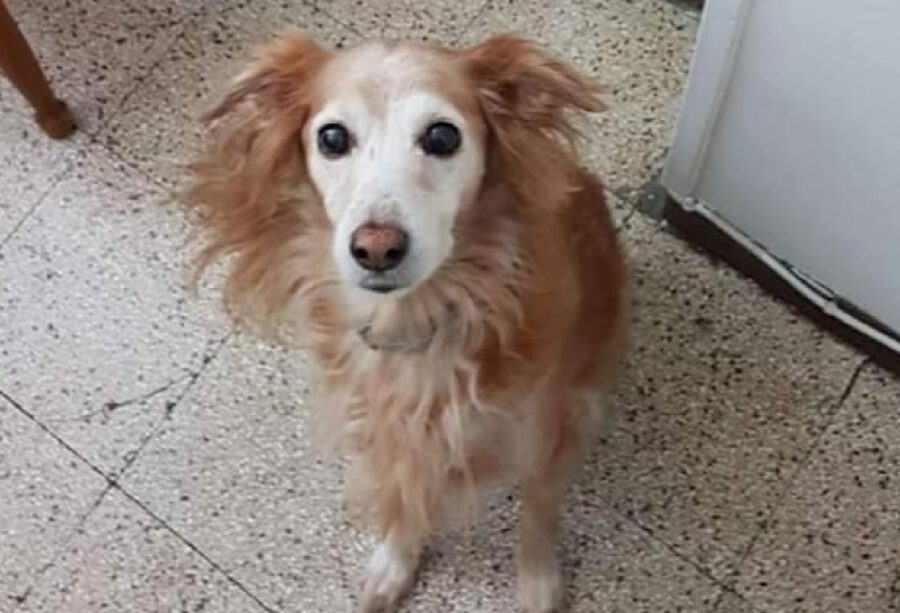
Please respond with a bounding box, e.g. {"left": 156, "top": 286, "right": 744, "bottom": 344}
{"left": 1, "top": 1, "right": 898, "bottom": 612}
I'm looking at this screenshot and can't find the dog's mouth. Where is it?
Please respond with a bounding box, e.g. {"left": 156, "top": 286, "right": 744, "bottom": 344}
{"left": 359, "top": 276, "right": 408, "bottom": 294}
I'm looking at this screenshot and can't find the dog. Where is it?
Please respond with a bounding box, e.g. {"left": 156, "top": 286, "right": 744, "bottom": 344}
{"left": 183, "top": 33, "right": 627, "bottom": 613}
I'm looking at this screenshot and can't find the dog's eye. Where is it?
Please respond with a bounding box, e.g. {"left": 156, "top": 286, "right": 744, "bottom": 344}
{"left": 317, "top": 123, "right": 352, "bottom": 158}
{"left": 420, "top": 122, "right": 462, "bottom": 158}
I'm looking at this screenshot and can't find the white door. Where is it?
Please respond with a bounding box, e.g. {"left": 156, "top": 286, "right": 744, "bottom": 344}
{"left": 663, "top": 0, "right": 900, "bottom": 343}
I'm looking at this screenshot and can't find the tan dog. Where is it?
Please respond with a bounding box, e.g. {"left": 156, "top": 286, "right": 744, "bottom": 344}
{"left": 184, "top": 34, "right": 627, "bottom": 613}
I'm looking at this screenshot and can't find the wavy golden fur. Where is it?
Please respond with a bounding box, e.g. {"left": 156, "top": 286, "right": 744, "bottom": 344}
{"left": 183, "top": 33, "right": 627, "bottom": 612}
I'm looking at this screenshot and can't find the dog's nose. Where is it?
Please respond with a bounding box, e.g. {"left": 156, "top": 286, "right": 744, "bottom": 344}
{"left": 350, "top": 223, "right": 409, "bottom": 272}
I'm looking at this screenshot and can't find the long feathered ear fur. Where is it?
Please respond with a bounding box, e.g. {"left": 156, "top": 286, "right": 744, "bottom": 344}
{"left": 181, "top": 34, "right": 334, "bottom": 329}
{"left": 464, "top": 35, "right": 605, "bottom": 208}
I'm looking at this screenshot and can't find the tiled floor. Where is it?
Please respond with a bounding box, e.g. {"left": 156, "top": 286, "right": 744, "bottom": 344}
{"left": 1, "top": 1, "right": 897, "bottom": 612}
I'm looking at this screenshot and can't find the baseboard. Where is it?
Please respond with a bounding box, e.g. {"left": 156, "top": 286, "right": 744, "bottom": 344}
{"left": 661, "top": 195, "right": 900, "bottom": 375}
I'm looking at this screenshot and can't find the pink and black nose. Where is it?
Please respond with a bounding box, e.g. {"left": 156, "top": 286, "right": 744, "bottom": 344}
{"left": 350, "top": 223, "right": 410, "bottom": 272}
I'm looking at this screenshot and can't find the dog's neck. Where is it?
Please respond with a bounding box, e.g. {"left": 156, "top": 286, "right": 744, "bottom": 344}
{"left": 348, "top": 288, "right": 457, "bottom": 354}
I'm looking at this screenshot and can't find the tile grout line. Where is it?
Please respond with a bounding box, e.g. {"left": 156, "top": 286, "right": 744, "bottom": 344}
{"left": 303, "top": 0, "right": 493, "bottom": 45}
{"left": 707, "top": 355, "right": 873, "bottom": 608}
{"left": 113, "top": 478, "right": 281, "bottom": 612}
{"left": 82, "top": 12, "right": 199, "bottom": 142}
{"left": 9, "top": 483, "right": 115, "bottom": 611}
{"left": 2, "top": 6, "right": 198, "bottom": 252}
{"left": 301, "top": 0, "right": 366, "bottom": 40}
{"left": 0, "top": 154, "right": 76, "bottom": 251}
{"left": 596, "top": 357, "right": 871, "bottom": 612}
{"left": 0, "top": 388, "right": 119, "bottom": 609}
{"left": 112, "top": 331, "right": 235, "bottom": 482}
{"left": 453, "top": 0, "right": 494, "bottom": 45}
{"left": 600, "top": 498, "right": 767, "bottom": 613}
{"left": 0, "top": 333, "right": 279, "bottom": 612}
{"left": 92, "top": 134, "right": 177, "bottom": 194}
{"left": 598, "top": 498, "right": 740, "bottom": 593}
{"left": 707, "top": 584, "right": 766, "bottom": 613}
{"left": 92, "top": 0, "right": 490, "bottom": 196}
{"left": 616, "top": 207, "right": 638, "bottom": 234}
{"left": 727, "top": 356, "right": 872, "bottom": 565}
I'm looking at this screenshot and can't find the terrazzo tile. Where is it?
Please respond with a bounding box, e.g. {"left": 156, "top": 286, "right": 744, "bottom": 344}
{"left": 588, "top": 216, "right": 863, "bottom": 581}
{"left": 734, "top": 365, "right": 900, "bottom": 613}
{"left": 311, "top": 0, "right": 490, "bottom": 43}
{"left": 120, "top": 332, "right": 367, "bottom": 612}
{"left": 0, "top": 89, "right": 86, "bottom": 242}
{"left": 712, "top": 592, "right": 760, "bottom": 613}
{"left": 121, "top": 332, "right": 722, "bottom": 611}
{"left": 0, "top": 144, "right": 228, "bottom": 477}
{"left": 99, "top": 1, "right": 357, "bottom": 189}
{"left": 404, "top": 489, "right": 722, "bottom": 612}
{"left": 464, "top": 0, "right": 699, "bottom": 199}
{"left": 20, "top": 487, "right": 270, "bottom": 613}
{"left": 0, "top": 396, "right": 107, "bottom": 610}
{"left": 605, "top": 180, "right": 635, "bottom": 228}
{"left": 4, "top": 0, "right": 191, "bottom": 135}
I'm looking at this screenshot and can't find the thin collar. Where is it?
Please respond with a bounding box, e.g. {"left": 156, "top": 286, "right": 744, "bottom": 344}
{"left": 356, "top": 308, "right": 459, "bottom": 353}
{"left": 357, "top": 323, "right": 437, "bottom": 353}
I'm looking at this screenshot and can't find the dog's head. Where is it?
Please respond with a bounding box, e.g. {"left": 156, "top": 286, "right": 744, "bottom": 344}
{"left": 188, "top": 34, "right": 602, "bottom": 314}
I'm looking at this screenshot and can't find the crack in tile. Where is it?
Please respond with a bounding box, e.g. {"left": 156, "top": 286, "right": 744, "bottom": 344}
{"left": 10, "top": 483, "right": 115, "bottom": 612}
{"left": 1, "top": 331, "right": 274, "bottom": 612}
{"left": 114, "top": 331, "right": 235, "bottom": 480}
{"left": 39, "top": 330, "right": 231, "bottom": 430}
{"left": 44, "top": 373, "right": 192, "bottom": 425}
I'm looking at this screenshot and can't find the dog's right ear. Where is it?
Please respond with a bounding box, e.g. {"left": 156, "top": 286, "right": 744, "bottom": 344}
{"left": 205, "top": 33, "right": 331, "bottom": 123}
{"left": 183, "top": 34, "right": 333, "bottom": 324}
{"left": 190, "top": 33, "right": 331, "bottom": 209}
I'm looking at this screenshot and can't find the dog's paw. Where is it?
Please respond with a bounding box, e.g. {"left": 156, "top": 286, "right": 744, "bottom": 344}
{"left": 517, "top": 561, "right": 563, "bottom": 613}
{"left": 359, "top": 542, "right": 419, "bottom": 613}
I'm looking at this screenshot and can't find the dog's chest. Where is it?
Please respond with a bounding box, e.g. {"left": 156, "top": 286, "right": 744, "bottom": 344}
{"left": 318, "top": 338, "right": 513, "bottom": 460}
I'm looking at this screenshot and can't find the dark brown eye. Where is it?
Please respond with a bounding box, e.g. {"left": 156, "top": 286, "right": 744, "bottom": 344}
{"left": 317, "top": 123, "right": 351, "bottom": 158}
{"left": 420, "top": 122, "right": 461, "bottom": 157}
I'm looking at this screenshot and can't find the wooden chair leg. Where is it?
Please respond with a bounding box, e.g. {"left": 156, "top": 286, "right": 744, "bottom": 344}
{"left": 0, "top": 1, "right": 75, "bottom": 139}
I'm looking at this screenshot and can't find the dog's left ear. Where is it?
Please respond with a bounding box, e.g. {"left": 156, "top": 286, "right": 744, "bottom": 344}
{"left": 464, "top": 36, "right": 604, "bottom": 206}
{"left": 188, "top": 33, "right": 330, "bottom": 214}
{"left": 465, "top": 35, "right": 604, "bottom": 140}
{"left": 183, "top": 34, "right": 332, "bottom": 320}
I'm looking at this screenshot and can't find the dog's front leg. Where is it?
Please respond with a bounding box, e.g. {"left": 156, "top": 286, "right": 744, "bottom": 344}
{"left": 518, "top": 469, "right": 566, "bottom": 613}
{"left": 359, "top": 524, "right": 424, "bottom": 613}
{"left": 517, "top": 415, "right": 584, "bottom": 613}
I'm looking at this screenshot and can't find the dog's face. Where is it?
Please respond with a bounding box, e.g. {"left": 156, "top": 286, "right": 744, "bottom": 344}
{"left": 305, "top": 45, "right": 486, "bottom": 294}
{"left": 194, "top": 35, "right": 603, "bottom": 307}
